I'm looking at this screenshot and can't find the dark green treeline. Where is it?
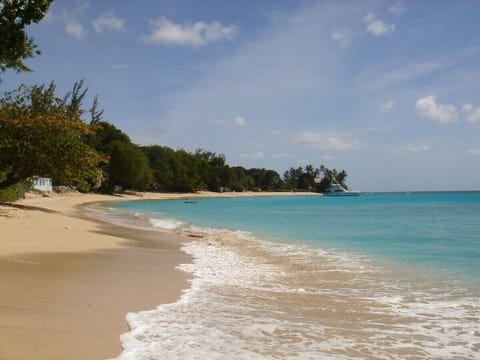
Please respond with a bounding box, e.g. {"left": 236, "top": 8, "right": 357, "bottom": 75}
{"left": 1, "top": 81, "right": 349, "bottom": 196}
{"left": 85, "top": 120, "right": 349, "bottom": 194}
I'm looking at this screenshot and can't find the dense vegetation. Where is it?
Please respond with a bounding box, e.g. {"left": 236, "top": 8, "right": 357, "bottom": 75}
{"left": 0, "top": 2, "right": 350, "bottom": 200}
{"left": 0, "top": 0, "right": 52, "bottom": 78}
{"left": 0, "top": 82, "right": 106, "bottom": 192}
{"left": 0, "top": 81, "right": 350, "bottom": 198}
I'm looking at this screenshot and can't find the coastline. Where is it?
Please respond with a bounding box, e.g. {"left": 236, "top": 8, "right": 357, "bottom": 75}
{"left": 0, "top": 190, "right": 310, "bottom": 359}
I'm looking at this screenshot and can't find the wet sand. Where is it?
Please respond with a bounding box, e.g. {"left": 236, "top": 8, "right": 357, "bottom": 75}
{"left": 0, "top": 191, "right": 306, "bottom": 359}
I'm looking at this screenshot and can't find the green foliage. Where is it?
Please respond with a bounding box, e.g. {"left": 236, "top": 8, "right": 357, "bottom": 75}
{"left": 228, "top": 167, "right": 253, "bottom": 192}
{"left": 0, "top": 172, "right": 31, "bottom": 201}
{"left": 109, "top": 141, "right": 152, "bottom": 191}
{"left": 85, "top": 121, "right": 151, "bottom": 192}
{"left": 318, "top": 165, "right": 348, "bottom": 192}
{"left": 0, "top": 172, "right": 16, "bottom": 201}
{"left": 194, "top": 149, "right": 228, "bottom": 191}
{"left": 0, "top": 184, "right": 17, "bottom": 201}
{"left": 0, "top": 0, "right": 52, "bottom": 77}
{"left": 85, "top": 121, "right": 131, "bottom": 153}
{"left": 283, "top": 165, "right": 348, "bottom": 193}
{"left": 143, "top": 146, "right": 207, "bottom": 192}
{"left": 142, "top": 146, "right": 284, "bottom": 193}
{"left": 89, "top": 95, "right": 104, "bottom": 125}
{"left": 0, "top": 82, "right": 106, "bottom": 191}
{"left": 246, "top": 168, "right": 283, "bottom": 191}
{"left": 0, "top": 80, "right": 350, "bottom": 195}
{"left": 142, "top": 145, "right": 177, "bottom": 191}
{"left": 283, "top": 167, "right": 304, "bottom": 190}
{"left": 63, "top": 79, "right": 88, "bottom": 119}
{"left": 174, "top": 150, "right": 206, "bottom": 192}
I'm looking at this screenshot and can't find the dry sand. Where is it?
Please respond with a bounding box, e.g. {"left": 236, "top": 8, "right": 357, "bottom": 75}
{"left": 0, "top": 192, "right": 194, "bottom": 359}
{"left": 0, "top": 190, "right": 308, "bottom": 359}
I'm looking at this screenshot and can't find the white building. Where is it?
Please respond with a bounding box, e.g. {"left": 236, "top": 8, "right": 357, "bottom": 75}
{"left": 33, "top": 177, "right": 53, "bottom": 192}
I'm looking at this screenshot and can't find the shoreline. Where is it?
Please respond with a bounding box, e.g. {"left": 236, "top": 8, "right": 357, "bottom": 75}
{"left": 0, "top": 190, "right": 311, "bottom": 359}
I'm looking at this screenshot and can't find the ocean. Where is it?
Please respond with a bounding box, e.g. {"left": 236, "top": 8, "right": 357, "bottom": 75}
{"left": 96, "top": 192, "right": 480, "bottom": 359}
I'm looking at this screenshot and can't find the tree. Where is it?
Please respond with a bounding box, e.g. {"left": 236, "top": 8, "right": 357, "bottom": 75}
{"left": 89, "top": 95, "right": 104, "bottom": 125}
{"left": 0, "top": 0, "right": 52, "bottom": 78}
{"left": 194, "top": 149, "right": 227, "bottom": 191}
{"left": 316, "top": 165, "right": 349, "bottom": 192}
{"left": 85, "top": 120, "right": 131, "bottom": 154}
{"left": 142, "top": 145, "right": 177, "bottom": 191}
{"left": 281, "top": 164, "right": 349, "bottom": 192}
{"left": 63, "top": 79, "right": 88, "bottom": 119}
{"left": 109, "top": 141, "right": 152, "bottom": 191}
{"left": 229, "top": 166, "right": 253, "bottom": 192}
{"left": 0, "top": 83, "right": 105, "bottom": 191}
{"left": 297, "top": 165, "right": 319, "bottom": 190}
{"left": 246, "top": 168, "right": 282, "bottom": 191}
{"left": 283, "top": 167, "right": 304, "bottom": 190}
{"left": 175, "top": 149, "right": 205, "bottom": 192}
{"left": 84, "top": 120, "right": 157, "bottom": 192}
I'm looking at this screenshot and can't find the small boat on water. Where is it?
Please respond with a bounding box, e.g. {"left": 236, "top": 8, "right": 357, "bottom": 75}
{"left": 324, "top": 179, "right": 360, "bottom": 196}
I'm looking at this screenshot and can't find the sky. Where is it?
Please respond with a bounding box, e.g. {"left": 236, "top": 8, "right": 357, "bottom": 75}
{"left": 2, "top": 0, "right": 480, "bottom": 192}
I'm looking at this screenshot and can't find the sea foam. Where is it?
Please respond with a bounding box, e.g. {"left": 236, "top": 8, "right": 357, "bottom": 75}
{"left": 115, "top": 223, "right": 480, "bottom": 359}
{"left": 149, "top": 217, "right": 184, "bottom": 230}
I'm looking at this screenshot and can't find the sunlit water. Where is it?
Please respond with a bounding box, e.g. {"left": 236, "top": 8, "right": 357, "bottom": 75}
{"left": 93, "top": 192, "right": 480, "bottom": 359}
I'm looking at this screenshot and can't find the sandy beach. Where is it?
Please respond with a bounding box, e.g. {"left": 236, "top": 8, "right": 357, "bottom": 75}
{"left": 0, "top": 190, "right": 306, "bottom": 359}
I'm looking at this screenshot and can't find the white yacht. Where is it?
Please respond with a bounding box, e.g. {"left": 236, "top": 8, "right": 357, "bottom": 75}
{"left": 325, "top": 179, "right": 360, "bottom": 196}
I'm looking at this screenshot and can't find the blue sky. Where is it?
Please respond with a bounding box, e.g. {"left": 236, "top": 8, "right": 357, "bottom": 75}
{"left": 2, "top": 0, "right": 480, "bottom": 191}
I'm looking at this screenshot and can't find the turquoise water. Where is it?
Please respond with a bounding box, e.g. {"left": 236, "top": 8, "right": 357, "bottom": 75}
{"left": 106, "top": 192, "right": 480, "bottom": 359}
{"left": 113, "top": 192, "right": 480, "bottom": 284}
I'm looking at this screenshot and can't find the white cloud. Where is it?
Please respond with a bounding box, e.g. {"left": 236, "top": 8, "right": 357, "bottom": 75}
{"left": 239, "top": 151, "right": 265, "bottom": 159}
{"left": 65, "top": 20, "right": 86, "bottom": 39}
{"left": 405, "top": 144, "right": 431, "bottom": 153}
{"left": 364, "top": 13, "right": 376, "bottom": 23}
{"left": 294, "top": 132, "right": 361, "bottom": 152}
{"left": 415, "top": 95, "right": 458, "bottom": 123}
{"left": 364, "top": 13, "right": 395, "bottom": 36}
{"left": 467, "top": 148, "right": 480, "bottom": 155}
{"left": 145, "top": 17, "right": 237, "bottom": 47}
{"left": 93, "top": 12, "right": 125, "bottom": 33}
{"left": 463, "top": 103, "right": 473, "bottom": 112}
{"left": 272, "top": 153, "right": 289, "bottom": 159}
{"left": 60, "top": 2, "right": 89, "bottom": 40}
{"left": 331, "top": 29, "right": 352, "bottom": 47}
{"left": 367, "top": 20, "right": 395, "bottom": 36}
{"left": 233, "top": 116, "right": 247, "bottom": 126}
{"left": 212, "top": 116, "right": 248, "bottom": 127}
{"left": 270, "top": 129, "right": 283, "bottom": 136}
{"left": 467, "top": 108, "right": 480, "bottom": 123}
{"left": 113, "top": 64, "right": 128, "bottom": 69}
{"left": 380, "top": 100, "right": 396, "bottom": 112}
{"left": 463, "top": 103, "right": 480, "bottom": 123}
{"left": 388, "top": 2, "right": 406, "bottom": 15}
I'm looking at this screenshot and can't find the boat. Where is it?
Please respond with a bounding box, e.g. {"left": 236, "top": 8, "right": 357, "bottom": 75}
{"left": 324, "top": 179, "right": 360, "bottom": 196}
